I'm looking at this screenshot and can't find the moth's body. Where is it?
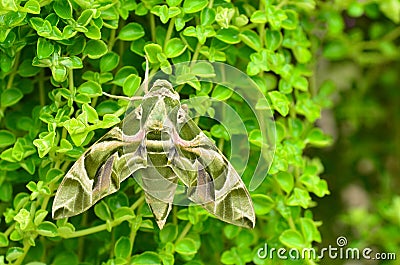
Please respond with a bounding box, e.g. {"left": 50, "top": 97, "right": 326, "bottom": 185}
{"left": 52, "top": 80, "right": 255, "bottom": 229}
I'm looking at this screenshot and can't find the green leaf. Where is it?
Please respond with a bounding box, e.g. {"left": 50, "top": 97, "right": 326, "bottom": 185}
{"left": 33, "top": 131, "right": 55, "bottom": 158}
{"left": 0, "top": 130, "right": 16, "bottom": 148}
{"left": 221, "top": 247, "right": 252, "bottom": 265}
{"left": 85, "top": 25, "right": 101, "bottom": 39}
{"left": 216, "top": 27, "right": 240, "bottom": 44}
{"left": 100, "top": 52, "right": 120, "bottom": 72}
{"left": 53, "top": 0, "right": 72, "bottom": 19}
{"left": 250, "top": 10, "right": 267, "bottom": 23}
{"left": 13, "top": 209, "right": 31, "bottom": 230}
{"left": 211, "top": 85, "right": 233, "bottom": 101}
{"left": 159, "top": 223, "right": 178, "bottom": 243}
{"left": 6, "top": 247, "right": 24, "bottom": 262}
{"left": 113, "top": 66, "right": 138, "bottom": 86}
{"left": 275, "top": 171, "right": 294, "bottom": 193}
{"left": 305, "top": 128, "right": 332, "bottom": 147}
{"left": 183, "top": 0, "right": 208, "bottom": 14}
{"left": 248, "top": 129, "right": 263, "bottom": 147}
{"left": 0, "top": 182, "right": 12, "bottom": 202}
{"left": 282, "top": 10, "right": 298, "bottom": 29}
{"left": 144, "top": 43, "right": 163, "bottom": 63}
{"left": 252, "top": 194, "right": 274, "bottom": 215}
{"left": 82, "top": 103, "right": 99, "bottom": 123}
{"left": 78, "top": 81, "right": 102, "bottom": 97}
{"left": 167, "top": 0, "right": 183, "bottom": 7}
{"left": 0, "top": 232, "right": 9, "bottom": 247}
{"left": 94, "top": 201, "right": 112, "bottom": 221}
{"left": 380, "top": 0, "right": 400, "bottom": 23}
{"left": 123, "top": 74, "right": 141, "bottom": 97}
{"left": 37, "top": 38, "right": 54, "bottom": 59}
{"left": 18, "top": 60, "right": 41, "bottom": 77}
{"left": 223, "top": 225, "right": 240, "bottom": 239}
{"left": 239, "top": 30, "right": 262, "bottom": 51}
{"left": 96, "top": 100, "right": 120, "bottom": 116}
{"left": 265, "top": 29, "right": 282, "bottom": 51}
{"left": 1, "top": 88, "right": 23, "bottom": 107}
{"left": 118, "top": 22, "right": 145, "bottom": 41}
{"left": 300, "top": 217, "right": 321, "bottom": 243}
{"left": 201, "top": 7, "right": 216, "bottom": 25}
{"left": 52, "top": 252, "right": 79, "bottom": 265}
{"left": 286, "top": 188, "right": 312, "bottom": 208}
{"left": 268, "top": 91, "right": 290, "bottom": 116}
{"left": 115, "top": 236, "right": 131, "bottom": 259}
{"left": 175, "top": 238, "right": 198, "bottom": 255}
{"left": 131, "top": 252, "right": 161, "bottom": 265}
{"left": 165, "top": 38, "right": 187, "bottom": 58}
{"left": 293, "top": 46, "right": 312, "bottom": 64}
{"left": 24, "top": 0, "right": 41, "bottom": 14}
{"left": 37, "top": 221, "right": 58, "bottom": 237}
{"left": 295, "top": 95, "right": 320, "bottom": 122}
{"left": 83, "top": 40, "right": 108, "bottom": 59}
{"left": 279, "top": 229, "right": 307, "bottom": 249}
{"left": 210, "top": 124, "right": 229, "bottom": 140}
{"left": 191, "top": 61, "right": 215, "bottom": 77}
{"left": 45, "top": 168, "right": 64, "bottom": 183}
{"left": 77, "top": 9, "right": 94, "bottom": 26}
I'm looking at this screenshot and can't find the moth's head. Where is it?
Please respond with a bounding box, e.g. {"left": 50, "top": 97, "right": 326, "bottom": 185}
{"left": 141, "top": 80, "right": 181, "bottom": 133}
{"left": 146, "top": 80, "right": 179, "bottom": 101}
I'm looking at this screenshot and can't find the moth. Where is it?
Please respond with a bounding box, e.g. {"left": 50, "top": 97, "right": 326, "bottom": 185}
{"left": 52, "top": 78, "right": 255, "bottom": 229}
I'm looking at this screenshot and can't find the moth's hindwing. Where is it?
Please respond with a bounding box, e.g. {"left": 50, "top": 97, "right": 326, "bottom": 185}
{"left": 170, "top": 118, "right": 256, "bottom": 228}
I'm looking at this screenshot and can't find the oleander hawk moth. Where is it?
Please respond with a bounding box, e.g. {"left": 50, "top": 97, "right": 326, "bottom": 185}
{"left": 52, "top": 79, "right": 255, "bottom": 229}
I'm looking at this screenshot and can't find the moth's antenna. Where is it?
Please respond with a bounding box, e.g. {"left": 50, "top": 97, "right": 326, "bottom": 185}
{"left": 103, "top": 92, "right": 141, "bottom": 101}
{"left": 144, "top": 56, "right": 149, "bottom": 93}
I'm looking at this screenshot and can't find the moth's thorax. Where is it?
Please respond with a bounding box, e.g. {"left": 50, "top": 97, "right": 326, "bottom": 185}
{"left": 141, "top": 80, "right": 181, "bottom": 133}
{"left": 145, "top": 80, "right": 179, "bottom": 102}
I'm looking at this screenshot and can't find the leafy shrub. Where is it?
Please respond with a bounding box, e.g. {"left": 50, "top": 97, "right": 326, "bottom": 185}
{"left": 6, "top": 0, "right": 394, "bottom": 264}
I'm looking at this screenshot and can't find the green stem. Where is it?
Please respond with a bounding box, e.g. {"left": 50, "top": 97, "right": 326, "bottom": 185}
{"left": 276, "top": 0, "right": 288, "bottom": 9}
{"left": 39, "top": 70, "right": 46, "bottom": 106}
{"left": 164, "top": 17, "right": 176, "bottom": 50}
{"left": 191, "top": 42, "right": 202, "bottom": 63}
{"left": 176, "top": 222, "right": 192, "bottom": 242}
{"left": 257, "top": 0, "right": 265, "bottom": 49}
{"left": 62, "top": 215, "right": 135, "bottom": 239}
{"left": 6, "top": 51, "right": 20, "bottom": 89}
{"left": 108, "top": 29, "right": 117, "bottom": 51}
{"left": 4, "top": 223, "right": 15, "bottom": 236}
{"left": 13, "top": 240, "right": 31, "bottom": 265}
{"left": 218, "top": 138, "right": 224, "bottom": 152}
{"left": 131, "top": 195, "right": 145, "bottom": 210}
{"left": 150, "top": 13, "right": 156, "bottom": 42}
{"left": 68, "top": 68, "right": 74, "bottom": 94}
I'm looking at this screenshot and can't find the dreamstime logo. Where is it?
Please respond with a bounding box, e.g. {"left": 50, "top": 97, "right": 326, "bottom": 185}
{"left": 257, "top": 236, "right": 397, "bottom": 261}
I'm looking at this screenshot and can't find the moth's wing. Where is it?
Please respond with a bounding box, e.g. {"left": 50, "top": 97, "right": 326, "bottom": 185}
{"left": 139, "top": 165, "right": 178, "bottom": 229}
{"left": 194, "top": 145, "right": 255, "bottom": 228}
{"left": 52, "top": 120, "right": 146, "bottom": 219}
{"left": 172, "top": 118, "right": 256, "bottom": 228}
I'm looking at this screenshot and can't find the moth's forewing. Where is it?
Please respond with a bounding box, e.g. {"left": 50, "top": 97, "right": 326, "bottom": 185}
{"left": 52, "top": 116, "right": 145, "bottom": 219}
